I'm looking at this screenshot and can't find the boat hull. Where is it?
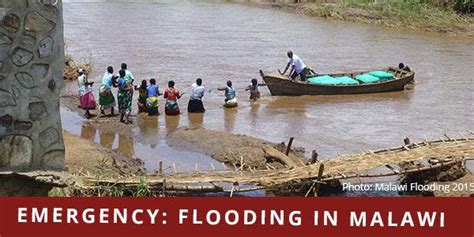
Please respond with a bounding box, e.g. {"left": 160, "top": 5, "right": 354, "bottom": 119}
{"left": 261, "top": 68, "right": 415, "bottom": 96}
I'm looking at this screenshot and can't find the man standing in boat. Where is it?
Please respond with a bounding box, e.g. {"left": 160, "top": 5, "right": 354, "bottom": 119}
{"left": 281, "top": 50, "right": 310, "bottom": 81}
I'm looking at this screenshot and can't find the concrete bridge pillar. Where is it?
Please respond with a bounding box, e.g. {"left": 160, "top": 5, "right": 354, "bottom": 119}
{"left": 0, "top": 0, "right": 66, "bottom": 196}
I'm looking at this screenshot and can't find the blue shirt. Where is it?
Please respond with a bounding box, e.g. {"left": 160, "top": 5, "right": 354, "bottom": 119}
{"left": 116, "top": 70, "right": 134, "bottom": 83}
{"left": 117, "top": 77, "right": 129, "bottom": 91}
{"left": 101, "top": 72, "right": 113, "bottom": 87}
{"left": 225, "top": 86, "right": 236, "bottom": 100}
{"left": 147, "top": 85, "right": 159, "bottom": 97}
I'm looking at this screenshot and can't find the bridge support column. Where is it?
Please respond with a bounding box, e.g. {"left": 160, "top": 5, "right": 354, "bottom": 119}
{"left": 0, "top": 0, "right": 66, "bottom": 196}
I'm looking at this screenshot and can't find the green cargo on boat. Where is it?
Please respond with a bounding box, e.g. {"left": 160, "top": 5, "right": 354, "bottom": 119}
{"left": 369, "top": 71, "right": 394, "bottom": 80}
{"left": 334, "top": 76, "right": 359, "bottom": 85}
{"left": 356, "top": 74, "right": 381, "bottom": 84}
{"left": 308, "top": 75, "right": 335, "bottom": 85}
{"left": 308, "top": 75, "right": 359, "bottom": 85}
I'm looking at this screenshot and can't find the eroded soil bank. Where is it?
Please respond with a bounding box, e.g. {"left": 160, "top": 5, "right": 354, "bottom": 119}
{"left": 166, "top": 127, "right": 306, "bottom": 170}
{"left": 63, "top": 131, "right": 143, "bottom": 178}
{"left": 229, "top": 0, "right": 474, "bottom": 36}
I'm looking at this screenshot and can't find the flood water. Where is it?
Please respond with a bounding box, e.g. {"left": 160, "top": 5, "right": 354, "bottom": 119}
{"left": 61, "top": 0, "right": 473, "bottom": 183}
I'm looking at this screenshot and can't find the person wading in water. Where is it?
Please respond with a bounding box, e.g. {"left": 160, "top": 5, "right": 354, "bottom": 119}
{"left": 146, "top": 78, "right": 161, "bottom": 116}
{"left": 164, "top": 80, "right": 182, "bottom": 116}
{"left": 116, "top": 70, "right": 133, "bottom": 124}
{"left": 77, "top": 69, "right": 96, "bottom": 119}
{"left": 99, "top": 66, "right": 116, "bottom": 116}
{"left": 135, "top": 80, "right": 148, "bottom": 114}
{"left": 245, "top": 78, "right": 265, "bottom": 101}
{"left": 218, "top": 80, "right": 238, "bottom": 108}
{"left": 188, "top": 78, "right": 206, "bottom": 113}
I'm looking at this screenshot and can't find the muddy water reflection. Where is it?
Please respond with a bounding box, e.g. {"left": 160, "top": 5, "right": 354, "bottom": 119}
{"left": 61, "top": 108, "right": 222, "bottom": 173}
{"left": 61, "top": 1, "right": 473, "bottom": 193}
{"left": 187, "top": 113, "right": 205, "bottom": 128}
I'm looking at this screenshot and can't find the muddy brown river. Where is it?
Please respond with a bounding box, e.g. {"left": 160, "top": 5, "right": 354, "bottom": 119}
{"left": 61, "top": 1, "right": 473, "bottom": 193}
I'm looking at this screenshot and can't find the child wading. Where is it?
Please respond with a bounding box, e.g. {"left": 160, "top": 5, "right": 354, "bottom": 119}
{"left": 187, "top": 78, "right": 205, "bottom": 113}
{"left": 245, "top": 78, "right": 265, "bottom": 101}
{"left": 146, "top": 78, "right": 161, "bottom": 116}
{"left": 164, "top": 80, "right": 182, "bottom": 116}
{"left": 218, "top": 80, "right": 238, "bottom": 108}
{"left": 116, "top": 70, "right": 133, "bottom": 124}
{"left": 135, "top": 80, "right": 148, "bottom": 113}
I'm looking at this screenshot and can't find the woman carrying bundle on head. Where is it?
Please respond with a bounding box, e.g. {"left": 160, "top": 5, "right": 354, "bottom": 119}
{"left": 164, "top": 80, "right": 182, "bottom": 116}
{"left": 146, "top": 78, "right": 161, "bottom": 116}
{"left": 218, "top": 80, "right": 238, "bottom": 108}
{"left": 77, "top": 69, "right": 96, "bottom": 119}
{"left": 188, "top": 78, "right": 206, "bottom": 113}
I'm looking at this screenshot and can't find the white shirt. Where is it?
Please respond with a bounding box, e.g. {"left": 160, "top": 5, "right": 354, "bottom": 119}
{"left": 191, "top": 83, "right": 205, "bottom": 100}
{"left": 289, "top": 54, "right": 306, "bottom": 74}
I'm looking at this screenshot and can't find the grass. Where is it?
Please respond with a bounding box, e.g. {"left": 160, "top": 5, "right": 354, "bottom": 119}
{"left": 134, "top": 177, "right": 152, "bottom": 197}
{"left": 47, "top": 155, "right": 157, "bottom": 197}
{"left": 298, "top": 0, "right": 473, "bottom": 34}
{"left": 48, "top": 188, "right": 68, "bottom": 197}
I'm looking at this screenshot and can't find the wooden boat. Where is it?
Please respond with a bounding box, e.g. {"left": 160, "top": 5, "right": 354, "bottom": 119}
{"left": 259, "top": 67, "right": 415, "bottom": 96}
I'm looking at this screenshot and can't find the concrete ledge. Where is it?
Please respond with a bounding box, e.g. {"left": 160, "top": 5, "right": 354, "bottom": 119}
{"left": 0, "top": 171, "right": 74, "bottom": 196}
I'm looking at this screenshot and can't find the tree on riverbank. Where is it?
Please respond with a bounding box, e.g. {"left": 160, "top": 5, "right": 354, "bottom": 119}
{"left": 452, "top": 0, "right": 473, "bottom": 14}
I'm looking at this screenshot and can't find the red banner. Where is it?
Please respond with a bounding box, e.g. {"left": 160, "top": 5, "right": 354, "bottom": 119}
{"left": 0, "top": 197, "right": 472, "bottom": 237}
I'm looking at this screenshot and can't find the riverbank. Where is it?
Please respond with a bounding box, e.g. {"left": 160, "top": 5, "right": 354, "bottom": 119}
{"left": 49, "top": 131, "right": 145, "bottom": 196}
{"left": 233, "top": 1, "right": 473, "bottom": 36}
{"left": 57, "top": 93, "right": 473, "bottom": 197}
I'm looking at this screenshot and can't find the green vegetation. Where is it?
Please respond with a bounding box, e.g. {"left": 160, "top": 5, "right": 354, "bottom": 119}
{"left": 296, "top": 1, "right": 473, "bottom": 35}
{"left": 48, "top": 188, "right": 68, "bottom": 197}
{"left": 134, "top": 177, "right": 152, "bottom": 197}
{"left": 453, "top": 0, "right": 473, "bottom": 14}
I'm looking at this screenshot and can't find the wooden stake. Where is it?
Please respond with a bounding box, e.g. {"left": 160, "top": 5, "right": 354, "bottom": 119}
{"left": 162, "top": 179, "right": 166, "bottom": 197}
{"left": 310, "top": 150, "right": 318, "bottom": 164}
{"left": 286, "top": 137, "right": 294, "bottom": 156}
{"left": 159, "top": 161, "right": 163, "bottom": 174}
{"left": 173, "top": 163, "right": 177, "bottom": 173}
{"left": 404, "top": 137, "right": 411, "bottom": 145}
{"left": 230, "top": 182, "right": 239, "bottom": 197}
{"left": 313, "top": 164, "right": 325, "bottom": 197}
